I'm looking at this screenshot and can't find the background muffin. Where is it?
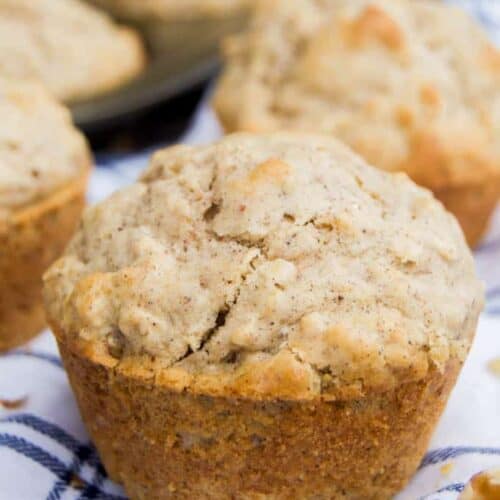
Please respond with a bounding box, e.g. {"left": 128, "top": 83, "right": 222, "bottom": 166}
{"left": 86, "top": 0, "right": 251, "bottom": 21}
{"left": 44, "top": 132, "right": 483, "bottom": 499}
{"left": 214, "top": 0, "right": 500, "bottom": 247}
{"left": 85, "top": 0, "right": 252, "bottom": 56}
{"left": 0, "top": 80, "right": 91, "bottom": 351}
{"left": 0, "top": 0, "right": 146, "bottom": 102}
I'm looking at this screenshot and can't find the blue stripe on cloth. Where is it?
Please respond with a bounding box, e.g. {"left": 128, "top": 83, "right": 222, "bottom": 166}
{"left": 77, "top": 486, "right": 121, "bottom": 500}
{"left": 420, "top": 446, "right": 500, "bottom": 468}
{"left": 76, "top": 446, "right": 127, "bottom": 499}
{"left": 0, "top": 415, "right": 127, "bottom": 499}
{"left": 0, "top": 433, "right": 69, "bottom": 479}
{"left": 434, "top": 482, "right": 465, "bottom": 493}
{"left": 46, "top": 448, "right": 126, "bottom": 500}
{"left": 78, "top": 458, "right": 109, "bottom": 500}
{"left": 47, "top": 481, "right": 71, "bottom": 500}
{"left": 46, "top": 453, "right": 80, "bottom": 500}
{"left": 0, "top": 414, "right": 92, "bottom": 455}
{"left": 419, "top": 482, "right": 466, "bottom": 499}
{"left": 46, "top": 444, "right": 92, "bottom": 500}
{"left": 0, "top": 429, "right": 126, "bottom": 500}
{"left": 76, "top": 485, "right": 126, "bottom": 500}
{"left": 3, "top": 350, "right": 63, "bottom": 368}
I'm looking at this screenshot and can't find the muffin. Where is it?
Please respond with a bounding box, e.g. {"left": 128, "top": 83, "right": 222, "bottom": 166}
{"left": 44, "top": 133, "right": 483, "bottom": 499}
{"left": 86, "top": 0, "right": 251, "bottom": 21}
{"left": 214, "top": 0, "right": 500, "bottom": 247}
{"left": 0, "top": 80, "right": 91, "bottom": 351}
{"left": 85, "top": 0, "right": 251, "bottom": 55}
{"left": 0, "top": 0, "right": 146, "bottom": 102}
{"left": 460, "top": 469, "right": 500, "bottom": 500}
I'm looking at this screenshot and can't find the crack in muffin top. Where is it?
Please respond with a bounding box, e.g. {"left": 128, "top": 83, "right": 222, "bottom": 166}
{"left": 214, "top": 0, "right": 500, "bottom": 189}
{"left": 44, "top": 132, "right": 483, "bottom": 399}
{"left": 0, "top": 80, "right": 91, "bottom": 216}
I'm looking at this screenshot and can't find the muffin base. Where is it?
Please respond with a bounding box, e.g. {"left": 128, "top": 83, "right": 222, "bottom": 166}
{"left": 57, "top": 339, "right": 461, "bottom": 500}
{"left": 0, "top": 173, "right": 88, "bottom": 351}
{"left": 434, "top": 180, "right": 500, "bottom": 248}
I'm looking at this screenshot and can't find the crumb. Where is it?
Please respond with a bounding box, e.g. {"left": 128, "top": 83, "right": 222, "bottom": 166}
{"left": 487, "top": 358, "right": 500, "bottom": 377}
{"left": 69, "top": 472, "right": 85, "bottom": 490}
{"left": 0, "top": 396, "right": 28, "bottom": 410}
{"left": 440, "top": 462, "right": 454, "bottom": 476}
{"left": 459, "top": 468, "right": 500, "bottom": 499}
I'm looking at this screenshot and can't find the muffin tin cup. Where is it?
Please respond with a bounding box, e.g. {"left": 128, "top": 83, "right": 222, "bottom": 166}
{"left": 54, "top": 334, "right": 462, "bottom": 499}
{"left": 0, "top": 171, "right": 89, "bottom": 352}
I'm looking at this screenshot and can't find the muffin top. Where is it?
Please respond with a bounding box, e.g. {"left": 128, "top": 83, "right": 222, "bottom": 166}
{"left": 0, "top": 80, "right": 91, "bottom": 215}
{"left": 44, "top": 133, "right": 483, "bottom": 400}
{"left": 0, "top": 0, "right": 145, "bottom": 102}
{"left": 214, "top": 0, "right": 500, "bottom": 190}
{"left": 87, "top": 0, "right": 251, "bottom": 21}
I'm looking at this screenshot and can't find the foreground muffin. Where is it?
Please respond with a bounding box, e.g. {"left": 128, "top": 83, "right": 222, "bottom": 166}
{"left": 214, "top": 0, "right": 500, "bottom": 247}
{"left": 0, "top": 0, "right": 146, "bottom": 102}
{"left": 0, "top": 80, "right": 91, "bottom": 351}
{"left": 44, "top": 133, "right": 483, "bottom": 499}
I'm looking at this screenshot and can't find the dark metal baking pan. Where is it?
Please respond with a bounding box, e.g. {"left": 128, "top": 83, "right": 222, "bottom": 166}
{"left": 70, "top": 12, "right": 247, "bottom": 133}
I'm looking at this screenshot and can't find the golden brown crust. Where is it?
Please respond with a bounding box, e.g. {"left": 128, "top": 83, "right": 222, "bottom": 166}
{"left": 401, "top": 128, "right": 500, "bottom": 245}
{"left": 342, "top": 4, "right": 405, "bottom": 51}
{"left": 57, "top": 335, "right": 462, "bottom": 499}
{"left": 0, "top": 170, "right": 89, "bottom": 351}
{"left": 434, "top": 178, "right": 500, "bottom": 248}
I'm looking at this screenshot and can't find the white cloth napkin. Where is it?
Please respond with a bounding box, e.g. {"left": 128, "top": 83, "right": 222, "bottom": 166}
{"left": 1, "top": 2, "right": 500, "bottom": 497}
